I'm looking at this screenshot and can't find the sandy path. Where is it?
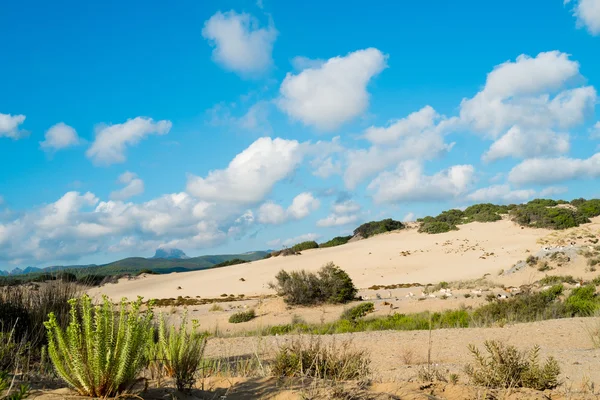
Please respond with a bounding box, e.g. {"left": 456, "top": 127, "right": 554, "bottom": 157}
{"left": 204, "top": 317, "right": 600, "bottom": 387}
{"left": 90, "top": 220, "right": 550, "bottom": 300}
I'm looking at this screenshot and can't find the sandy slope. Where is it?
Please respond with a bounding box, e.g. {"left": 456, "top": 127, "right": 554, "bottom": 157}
{"left": 90, "top": 219, "right": 555, "bottom": 301}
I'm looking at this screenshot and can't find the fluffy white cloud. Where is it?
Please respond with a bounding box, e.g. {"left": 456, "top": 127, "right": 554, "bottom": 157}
{"left": 466, "top": 184, "right": 536, "bottom": 204}
{"left": 267, "top": 233, "right": 322, "bottom": 248}
{"left": 0, "top": 113, "right": 26, "bottom": 139}
{"left": 331, "top": 200, "right": 361, "bottom": 214}
{"left": 482, "top": 126, "right": 570, "bottom": 162}
{"left": 344, "top": 106, "right": 453, "bottom": 189}
{"left": 87, "top": 117, "right": 172, "bottom": 165}
{"left": 402, "top": 212, "right": 415, "bottom": 222}
{"left": 508, "top": 153, "right": 600, "bottom": 185}
{"left": 187, "top": 137, "right": 303, "bottom": 205}
{"left": 316, "top": 214, "right": 359, "bottom": 227}
{"left": 566, "top": 0, "right": 600, "bottom": 35}
{"left": 40, "top": 122, "right": 81, "bottom": 151}
{"left": 277, "top": 48, "right": 387, "bottom": 130}
{"left": 0, "top": 190, "right": 257, "bottom": 265}
{"left": 110, "top": 172, "right": 145, "bottom": 201}
{"left": 257, "top": 192, "right": 320, "bottom": 224}
{"left": 460, "top": 52, "right": 595, "bottom": 136}
{"left": 202, "top": 10, "right": 277, "bottom": 76}
{"left": 368, "top": 161, "right": 475, "bottom": 204}
{"left": 591, "top": 121, "right": 600, "bottom": 138}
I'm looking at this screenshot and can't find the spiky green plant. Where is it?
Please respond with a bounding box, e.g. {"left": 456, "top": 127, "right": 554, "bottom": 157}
{"left": 154, "top": 313, "right": 207, "bottom": 391}
{"left": 44, "top": 295, "right": 154, "bottom": 397}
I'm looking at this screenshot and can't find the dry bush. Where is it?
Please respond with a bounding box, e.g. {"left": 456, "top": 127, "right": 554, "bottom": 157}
{"left": 400, "top": 348, "right": 415, "bottom": 365}
{"left": 271, "top": 337, "right": 370, "bottom": 381}
{"left": 464, "top": 340, "right": 560, "bottom": 390}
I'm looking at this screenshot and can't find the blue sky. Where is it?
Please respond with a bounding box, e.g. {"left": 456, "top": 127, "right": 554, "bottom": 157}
{"left": 1, "top": 0, "right": 600, "bottom": 269}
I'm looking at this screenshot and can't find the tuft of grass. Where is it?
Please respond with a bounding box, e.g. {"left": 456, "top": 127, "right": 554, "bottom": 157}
{"left": 154, "top": 313, "right": 207, "bottom": 392}
{"left": 271, "top": 337, "right": 370, "bottom": 380}
{"left": 229, "top": 309, "right": 256, "bottom": 324}
{"left": 209, "top": 303, "right": 223, "bottom": 312}
{"left": 464, "top": 340, "right": 560, "bottom": 390}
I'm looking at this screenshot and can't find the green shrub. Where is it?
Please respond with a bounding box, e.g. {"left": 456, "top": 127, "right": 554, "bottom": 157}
{"left": 229, "top": 309, "right": 256, "bottom": 324}
{"left": 213, "top": 259, "right": 249, "bottom": 268}
{"left": 472, "top": 286, "right": 564, "bottom": 324}
{"left": 155, "top": 313, "right": 207, "bottom": 391}
{"left": 539, "top": 275, "right": 577, "bottom": 285}
{"left": 576, "top": 199, "right": 600, "bottom": 218}
{"left": 44, "top": 295, "right": 154, "bottom": 397}
{"left": 465, "top": 341, "right": 560, "bottom": 390}
{"left": 565, "top": 285, "right": 599, "bottom": 316}
{"left": 418, "top": 221, "right": 458, "bottom": 234}
{"left": 290, "top": 241, "right": 319, "bottom": 252}
{"left": 340, "top": 302, "right": 375, "bottom": 321}
{"left": 0, "top": 371, "right": 30, "bottom": 400}
{"left": 526, "top": 255, "right": 538, "bottom": 266}
{"left": 271, "top": 337, "right": 370, "bottom": 380}
{"left": 319, "top": 236, "right": 352, "bottom": 248}
{"left": 0, "top": 281, "right": 79, "bottom": 349}
{"left": 269, "top": 263, "right": 357, "bottom": 306}
{"left": 353, "top": 218, "right": 404, "bottom": 238}
{"left": 511, "top": 200, "right": 590, "bottom": 229}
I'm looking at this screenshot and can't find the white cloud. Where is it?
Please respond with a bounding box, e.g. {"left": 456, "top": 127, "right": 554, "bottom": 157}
{"left": 466, "top": 184, "right": 536, "bottom": 204}
{"left": 0, "top": 113, "right": 26, "bottom": 139}
{"left": 539, "top": 186, "right": 569, "bottom": 197}
{"left": 257, "top": 192, "right": 320, "bottom": 224}
{"left": 86, "top": 117, "right": 172, "bottom": 165}
{"left": 591, "top": 121, "right": 600, "bottom": 138}
{"left": 566, "top": 0, "right": 600, "bottom": 35}
{"left": 368, "top": 161, "right": 475, "bottom": 204}
{"left": 187, "top": 137, "right": 302, "bottom": 205}
{"left": 110, "top": 172, "right": 145, "bottom": 201}
{"left": 291, "top": 56, "right": 325, "bottom": 71}
{"left": 311, "top": 157, "right": 341, "bottom": 178}
{"left": 0, "top": 190, "right": 257, "bottom": 265}
{"left": 40, "top": 122, "right": 81, "bottom": 151}
{"left": 267, "top": 233, "right": 322, "bottom": 249}
{"left": 277, "top": 48, "right": 387, "bottom": 130}
{"left": 202, "top": 10, "right": 277, "bottom": 76}
{"left": 402, "top": 212, "right": 415, "bottom": 222}
{"left": 482, "top": 126, "right": 570, "bottom": 162}
{"left": 316, "top": 214, "right": 359, "bottom": 227}
{"left": 331, "top": 200, "right": 361, "bottom": 214}
{"left": 344, "top": 106, "right": 454, "bottom": 189}
{"left": 364, "top": 106, "right": 439, "bottom": 145}
{"left": 508, "top": 153, "right": 600, "bottom": 185}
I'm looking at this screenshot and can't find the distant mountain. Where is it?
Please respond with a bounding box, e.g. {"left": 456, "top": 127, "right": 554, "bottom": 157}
{"left": 151, "top": 247, "right": 189, "bottom": 260}
{"left": 2, "top": 250, "right": 270, "bottom": 279}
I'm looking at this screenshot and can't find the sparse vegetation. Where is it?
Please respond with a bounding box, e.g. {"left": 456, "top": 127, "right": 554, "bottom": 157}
{"left": 269, "top": 263, "right": 357, "bottom": 306}
{"left": 44, "top": 295, "right": 154, "bottom": 397}
{"left": 319, "top": 236, "right": 353, "bottom": 248}
{"left": 291, "top": 241, "right": 320, "bottom": 252}
{"left": 340, "top": 302, "right": 375, "bottom": 322}
{"left": 229, "top": 309, "right": 256, "bottom": 324}
{"left": 465, "top": 340, "right": 560, "bottom": 390}
{"left": 154, "top": 313, "right": 207, "bottom": 391}
{"left": 271, "top": 337, "right": 370, "bottom": 380}
{"left": 353, "top": 218, "right": 404, "bottom": 238}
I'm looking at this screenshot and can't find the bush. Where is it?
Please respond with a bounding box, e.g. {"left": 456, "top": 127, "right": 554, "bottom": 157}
{"left": 44, "top": 295, "right": 154, "bottom": 397}
{"left": 319, "top": 236, "right": 352, "bottom": 248}
{"left": 353, "top": 218, "right": 404, "bottom": 238}
{"left": 271, "top": 337, "right": 370, "bottom": 380}
{"left": 418, "top": 221, "right": 458, "bottom": 234}
{"left": 539, "top": 275, "right": 577, "bottom": 285}
{"left": 465, "top": 340, "right": 560, "bottom": 390}
{"left": 290, "top": 241, "right": 319, "bottom": 252}
{"left": 510, "top": 200, "right": 590, "bottom": 230}
{"left": 0, "top": 281, "right": 79, "bottom": 349}
{"left": 270, "top": 263, "right": 357, "bottom": 306}
{"left": 340, "top": 302, "right": 375, "bottom": 321}
{"left": 229, "top": 309, "right": 256, "bottom": 324}
{"left": 576, "top": 199, "right": 600, "bottom": 218}
{"left": 565, "top": 285, "right": 599, "bottom": 316}
{"left": 155, "top": 313, "right": 207, "bottom": 391}
{"left": 0, "top": 370, "right": 30, "bottom": 400}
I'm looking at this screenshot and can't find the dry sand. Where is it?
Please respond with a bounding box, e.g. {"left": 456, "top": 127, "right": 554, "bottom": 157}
{"left": 90, "top": 219, "right": 572, "bottom": 301}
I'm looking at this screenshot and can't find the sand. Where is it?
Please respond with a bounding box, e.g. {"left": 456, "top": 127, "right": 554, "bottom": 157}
{"left": 90, "top": 219, "right": 564, "bottom": 301}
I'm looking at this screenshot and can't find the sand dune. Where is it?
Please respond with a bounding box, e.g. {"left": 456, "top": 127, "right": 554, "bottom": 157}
{"left": 90, "top": 219, "right": 563, "bottom": 301}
